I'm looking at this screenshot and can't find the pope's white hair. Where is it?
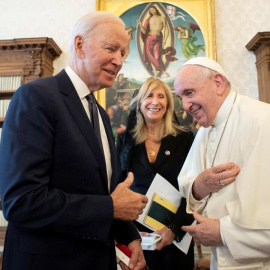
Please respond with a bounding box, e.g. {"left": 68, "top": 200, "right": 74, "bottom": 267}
{"left": 194, "top": 65, "right": 231, "bottom": 88}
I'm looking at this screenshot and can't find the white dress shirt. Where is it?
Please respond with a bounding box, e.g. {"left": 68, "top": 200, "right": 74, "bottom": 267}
{"left": 65, "top": 66, "right": 112, "bottom": 191}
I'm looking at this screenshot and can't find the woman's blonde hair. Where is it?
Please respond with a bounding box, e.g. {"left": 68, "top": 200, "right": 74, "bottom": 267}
{"left": 130, "top": 77, "right": 185, "bottom": 144}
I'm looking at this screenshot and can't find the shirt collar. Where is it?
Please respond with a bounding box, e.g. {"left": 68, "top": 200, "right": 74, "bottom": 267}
{"left": 212, "top": 90, "right": 237, "bottom": 127}
{"left": 65, "top": 66, "right": 90, "bottom": 99}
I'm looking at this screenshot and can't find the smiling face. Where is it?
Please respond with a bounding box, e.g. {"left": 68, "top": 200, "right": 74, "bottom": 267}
{"left": 75, "top": 22, "right": 129, "bottom": 91}
{"left": 140, "top": 86, "right": 168, "bottom": 125}
{"left": 174, "top": 65, "right": 223, "bottom": 127}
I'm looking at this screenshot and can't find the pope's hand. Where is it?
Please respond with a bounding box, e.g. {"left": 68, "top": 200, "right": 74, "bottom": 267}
{"left": 182, "top": 211, "right": 223, "bottom": 247}
{"left": 192, "top": 162, "right": 240, "bottom": 200}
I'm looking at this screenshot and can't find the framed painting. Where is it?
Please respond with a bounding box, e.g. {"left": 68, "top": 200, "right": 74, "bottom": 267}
{"left": 96, "top": 0, "right": 216, "bottom": 140}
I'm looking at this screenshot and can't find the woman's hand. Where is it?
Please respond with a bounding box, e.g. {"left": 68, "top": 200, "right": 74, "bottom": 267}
{"left": 154, "top": 226, "right": 175, "bottom": 251}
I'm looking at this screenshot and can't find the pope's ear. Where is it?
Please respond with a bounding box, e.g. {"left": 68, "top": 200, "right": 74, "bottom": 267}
{"left": 215, "top": 74, "right": 226, "bottom": 96}
{"left": 74, "top": 35, "right": 84, "bottom": 59}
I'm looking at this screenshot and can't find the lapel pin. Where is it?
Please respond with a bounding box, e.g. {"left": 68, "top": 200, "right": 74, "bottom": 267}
{"left": 165, "top": 150, "right": 170, "bottom": 156}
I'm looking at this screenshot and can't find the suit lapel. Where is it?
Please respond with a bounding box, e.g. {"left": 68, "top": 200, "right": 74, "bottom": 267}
{"left": 134, "top": 143, "right": 150, "bottom": 169}
{"left": 55, "top": 70, "right": 108, "bottom": 187}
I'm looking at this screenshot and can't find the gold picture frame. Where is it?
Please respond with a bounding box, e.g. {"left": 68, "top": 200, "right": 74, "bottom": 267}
{"left": 97, "top": 0, "right": 216, "bottom": 139}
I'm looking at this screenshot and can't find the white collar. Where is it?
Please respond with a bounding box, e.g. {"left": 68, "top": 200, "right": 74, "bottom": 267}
{"left": 212, "top": 90, "right": 237, "bottom": 127}
{"left": 65, "top": 66, "right": 90, "bottom": 99}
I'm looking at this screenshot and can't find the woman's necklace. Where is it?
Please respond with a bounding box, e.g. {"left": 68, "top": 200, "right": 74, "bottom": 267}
{"left": 146, "top": 138, "right": 161, "bottom": 161}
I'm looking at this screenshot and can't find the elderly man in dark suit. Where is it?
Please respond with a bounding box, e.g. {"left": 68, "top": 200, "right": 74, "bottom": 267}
{"left": 0, "top": 12, "right": 148, "bottom": 270}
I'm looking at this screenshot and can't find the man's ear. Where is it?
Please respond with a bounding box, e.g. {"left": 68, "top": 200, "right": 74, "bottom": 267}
{"left": 214, "top": 74, "right": 226, "bottom": 96}
{"left": 74, "top": 35, "right": 84, "bottom": 59}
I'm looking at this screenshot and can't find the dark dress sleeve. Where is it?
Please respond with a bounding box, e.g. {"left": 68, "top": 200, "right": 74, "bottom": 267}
{"left": 167, "top": 131, "right": 194, "bottom": 242}
{"left": 116, "top": 132, "right": 128, "bottom": 183}
{"left": 168, "top": 198, "right": 194, "bottom": 242}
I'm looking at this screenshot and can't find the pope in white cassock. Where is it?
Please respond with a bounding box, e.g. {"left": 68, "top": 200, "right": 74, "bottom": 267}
{"left": 174, "top": 57, "right": 270, "bottom": 270}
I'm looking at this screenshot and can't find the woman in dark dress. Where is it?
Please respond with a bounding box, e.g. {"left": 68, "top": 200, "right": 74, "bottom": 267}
{"left": 116, "top": 77, "right": 195, "bottom": 270}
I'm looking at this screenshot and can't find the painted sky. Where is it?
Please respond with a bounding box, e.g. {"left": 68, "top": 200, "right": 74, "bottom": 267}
{"left": 120, "top": 2, "right": 206, "bottom": 85}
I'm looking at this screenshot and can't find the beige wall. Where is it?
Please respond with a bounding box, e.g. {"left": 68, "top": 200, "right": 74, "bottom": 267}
{"left": 215, "top": 0, "right": 270, "bottom": 99}
{"left": 0, "top": 0, "right": 270, "bottom": 99}
{"left": 0, "top": 0, "right": 96, "bottom": 76}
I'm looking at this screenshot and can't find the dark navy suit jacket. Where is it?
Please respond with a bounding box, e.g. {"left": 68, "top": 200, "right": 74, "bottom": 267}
{"left": 0, "top": 70, "right": 138, "bottom": 270}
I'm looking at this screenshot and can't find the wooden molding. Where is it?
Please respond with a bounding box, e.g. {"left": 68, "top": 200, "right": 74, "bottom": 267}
{"left": 246, "top": 32, "right": 270, "bottom": 104}
{"left": 0, "top": 37, "right": 62, "bottom": 84}
{"left": 0, "top": 37, "right": 62, "bottom": 127}
{"left": 0, "top": 227, "right": 6, "bottom": 246}
{"left": 0, "top": 91, "right": 15, "bottom": 99}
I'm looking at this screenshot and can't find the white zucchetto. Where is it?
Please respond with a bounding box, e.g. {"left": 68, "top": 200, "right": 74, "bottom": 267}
{"left": 183, "top": 57, "right": 228, "bottom": 78}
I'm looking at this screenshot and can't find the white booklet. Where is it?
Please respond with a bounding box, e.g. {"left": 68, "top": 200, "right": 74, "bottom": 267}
{"left": 137, "top": 173, "right": 195, "bottom": 254}
{"left": 140, "top": 232, "right": 162, "bottom": 250}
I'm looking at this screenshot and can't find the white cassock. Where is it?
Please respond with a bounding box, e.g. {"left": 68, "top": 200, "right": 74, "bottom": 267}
{"left": 178, "top": 90, "right": 270, "bottom": 270}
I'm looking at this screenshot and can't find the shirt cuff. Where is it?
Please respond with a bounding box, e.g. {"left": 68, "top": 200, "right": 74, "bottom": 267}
{"left": 189, "top": 192, "right": 209, "bottom": 212}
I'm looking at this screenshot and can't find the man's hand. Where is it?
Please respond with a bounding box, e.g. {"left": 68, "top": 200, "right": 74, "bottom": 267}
{"left": 182, "top": 212, "right": 223, "bottom": 247}
{"left": 154, "top": 226, "right": 175, "bottom": 251}
{"left": 192, "top": 162, "right": 240, "bottom": 200}
{"left": 119, "top": 240, "right": 146, "bottom": 270}
{"left": 111, "top": 172, "right": 148, "bottom": 220}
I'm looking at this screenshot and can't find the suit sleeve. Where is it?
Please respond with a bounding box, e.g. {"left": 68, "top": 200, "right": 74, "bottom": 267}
{"left": 113, "top": 220, "right": 140, "bottom": 245}
{"left": 115, "top": 133, "right": 129, "bottom": 183}
{"left": 114, "top": 133, "right": 141, "bottom": 243}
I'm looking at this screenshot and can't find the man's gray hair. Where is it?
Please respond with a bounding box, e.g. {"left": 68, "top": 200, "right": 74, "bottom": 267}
{"left": 68, "top": 11, "right": 125, "bottom": 59}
